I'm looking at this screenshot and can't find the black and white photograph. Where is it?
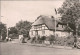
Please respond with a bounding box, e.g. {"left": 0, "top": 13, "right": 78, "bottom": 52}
{"left": 0, "top": 0, "right": 80, "bottom": 55}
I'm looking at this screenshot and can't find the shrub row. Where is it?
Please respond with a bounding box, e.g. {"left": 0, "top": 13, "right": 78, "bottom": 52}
{"left": 30, "top": 35, "right": 75, "bottom": 46}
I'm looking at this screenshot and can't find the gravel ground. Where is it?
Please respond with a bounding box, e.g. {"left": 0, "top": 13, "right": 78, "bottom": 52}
{"left": 0, "top": 42, "right": 80, "bottom": 55}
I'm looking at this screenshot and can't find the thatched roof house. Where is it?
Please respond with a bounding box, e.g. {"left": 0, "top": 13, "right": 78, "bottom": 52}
{"left": 29, "top": 15, "right": 73, "bottom": 37}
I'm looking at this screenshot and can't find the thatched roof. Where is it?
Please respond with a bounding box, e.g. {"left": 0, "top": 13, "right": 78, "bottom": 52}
{"left": 32, "top": 15, "right": 72, "bottom": 31}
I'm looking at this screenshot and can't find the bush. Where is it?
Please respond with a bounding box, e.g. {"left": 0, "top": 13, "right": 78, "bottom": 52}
{"left": 54, "top": 36, "right": 66, "bottom": 46}
{"left": 36, "top": 35, "right": 41, "bottom": 43}
{"left": 30, "top": 35, "right": 46, "bottom": 44}
{"left": 31, "top": 37, "right": 36, "bottom": 43}
{"left": 9, "top": 34, "right": 18, "bottom": 39}
{"left": 40, "top": 36, "right": 46, "bottom": 41}
{"left": 39, "top": 36, "right": 46, "bottom": 44}
{"left": 48, "top": 35, "right": 55, "bottom": 44}
{"left": 54, "top": 35, "right": 74, "bottom": 46}
{"left": 66, "top": 35, "right": 74, "bottom": 46}
{"left": 49, "top": 35, "right": 55, "bottom": 41}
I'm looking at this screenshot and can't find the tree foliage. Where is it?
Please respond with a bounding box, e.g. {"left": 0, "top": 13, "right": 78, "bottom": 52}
{"left": 9, "top": 27, "right": 18, "bottom": 34}
{"left": 16, "top": 20, "right": 32, "bottom": 37}
{"left": 8, "top": 27, "right": 18, "bottom": 39}
{"left": 0, "top": 22, "right": 7, "bottom": 40}
{"left": 58, "top": 0, "right": 80, "bottom": 32}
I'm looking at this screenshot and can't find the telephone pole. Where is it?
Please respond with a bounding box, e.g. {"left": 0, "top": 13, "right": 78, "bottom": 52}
{"left": 54, "top": 8, "right": 57, "bottom": 37}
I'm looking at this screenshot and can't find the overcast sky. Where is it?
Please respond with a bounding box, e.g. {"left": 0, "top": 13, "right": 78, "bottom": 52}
{"left": 1, "top": 0, "right": 65, "bottom": 27}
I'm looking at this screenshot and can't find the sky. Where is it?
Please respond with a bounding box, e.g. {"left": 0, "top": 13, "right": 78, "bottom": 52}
{"left": 1, "top": 0, "right": 65, "bottom": 27}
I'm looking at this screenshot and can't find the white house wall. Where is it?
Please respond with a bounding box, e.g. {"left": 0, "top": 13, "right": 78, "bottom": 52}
{"left": 29, "top": 24, "right": 71, "bottom": 38}
{"left": 29, "top": 24, "right": 53, "bottom": 37}
{"left": 38, "top": 31, "right": 42, "bottom": 36}
{"left": 55, "top": 31, "right": 70, "bottom": 37}
{"left": 45, "top": 30, "right": 54, "bottom": 36}
{"left": 29, "top": 31, "right": 35, "bottom": 37}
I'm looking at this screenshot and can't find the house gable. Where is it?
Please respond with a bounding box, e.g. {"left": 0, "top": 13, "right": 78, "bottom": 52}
{"left": 30, "top": 24, "right": 50, "bottom": 36}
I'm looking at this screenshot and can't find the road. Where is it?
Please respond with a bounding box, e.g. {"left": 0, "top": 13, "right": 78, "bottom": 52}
{"left": 0, "top": 42, "right": 80, "bottom": 55}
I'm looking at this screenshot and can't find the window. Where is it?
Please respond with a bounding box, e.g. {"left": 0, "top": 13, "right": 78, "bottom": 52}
{"left": 42, "top": 30, "right": 45, "bottom": 35}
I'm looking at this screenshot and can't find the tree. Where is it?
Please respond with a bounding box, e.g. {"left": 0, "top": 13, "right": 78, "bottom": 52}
{"left": 8, "top": 27, "right": 18, "bottom": 39}
{"left": 9, "top": 27, "right": 18, "bottom": 34}
{"left": 16, "top": 20, "right": 32, "bottom": 38}
{"left": 0, "top": 22, "right": 7, "bottom": 40}
{"left": 58, "top": 0, "right": 80, "bottom": 35}
{"left": 58, "top": 0, "right": 80, "bottom": 47}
